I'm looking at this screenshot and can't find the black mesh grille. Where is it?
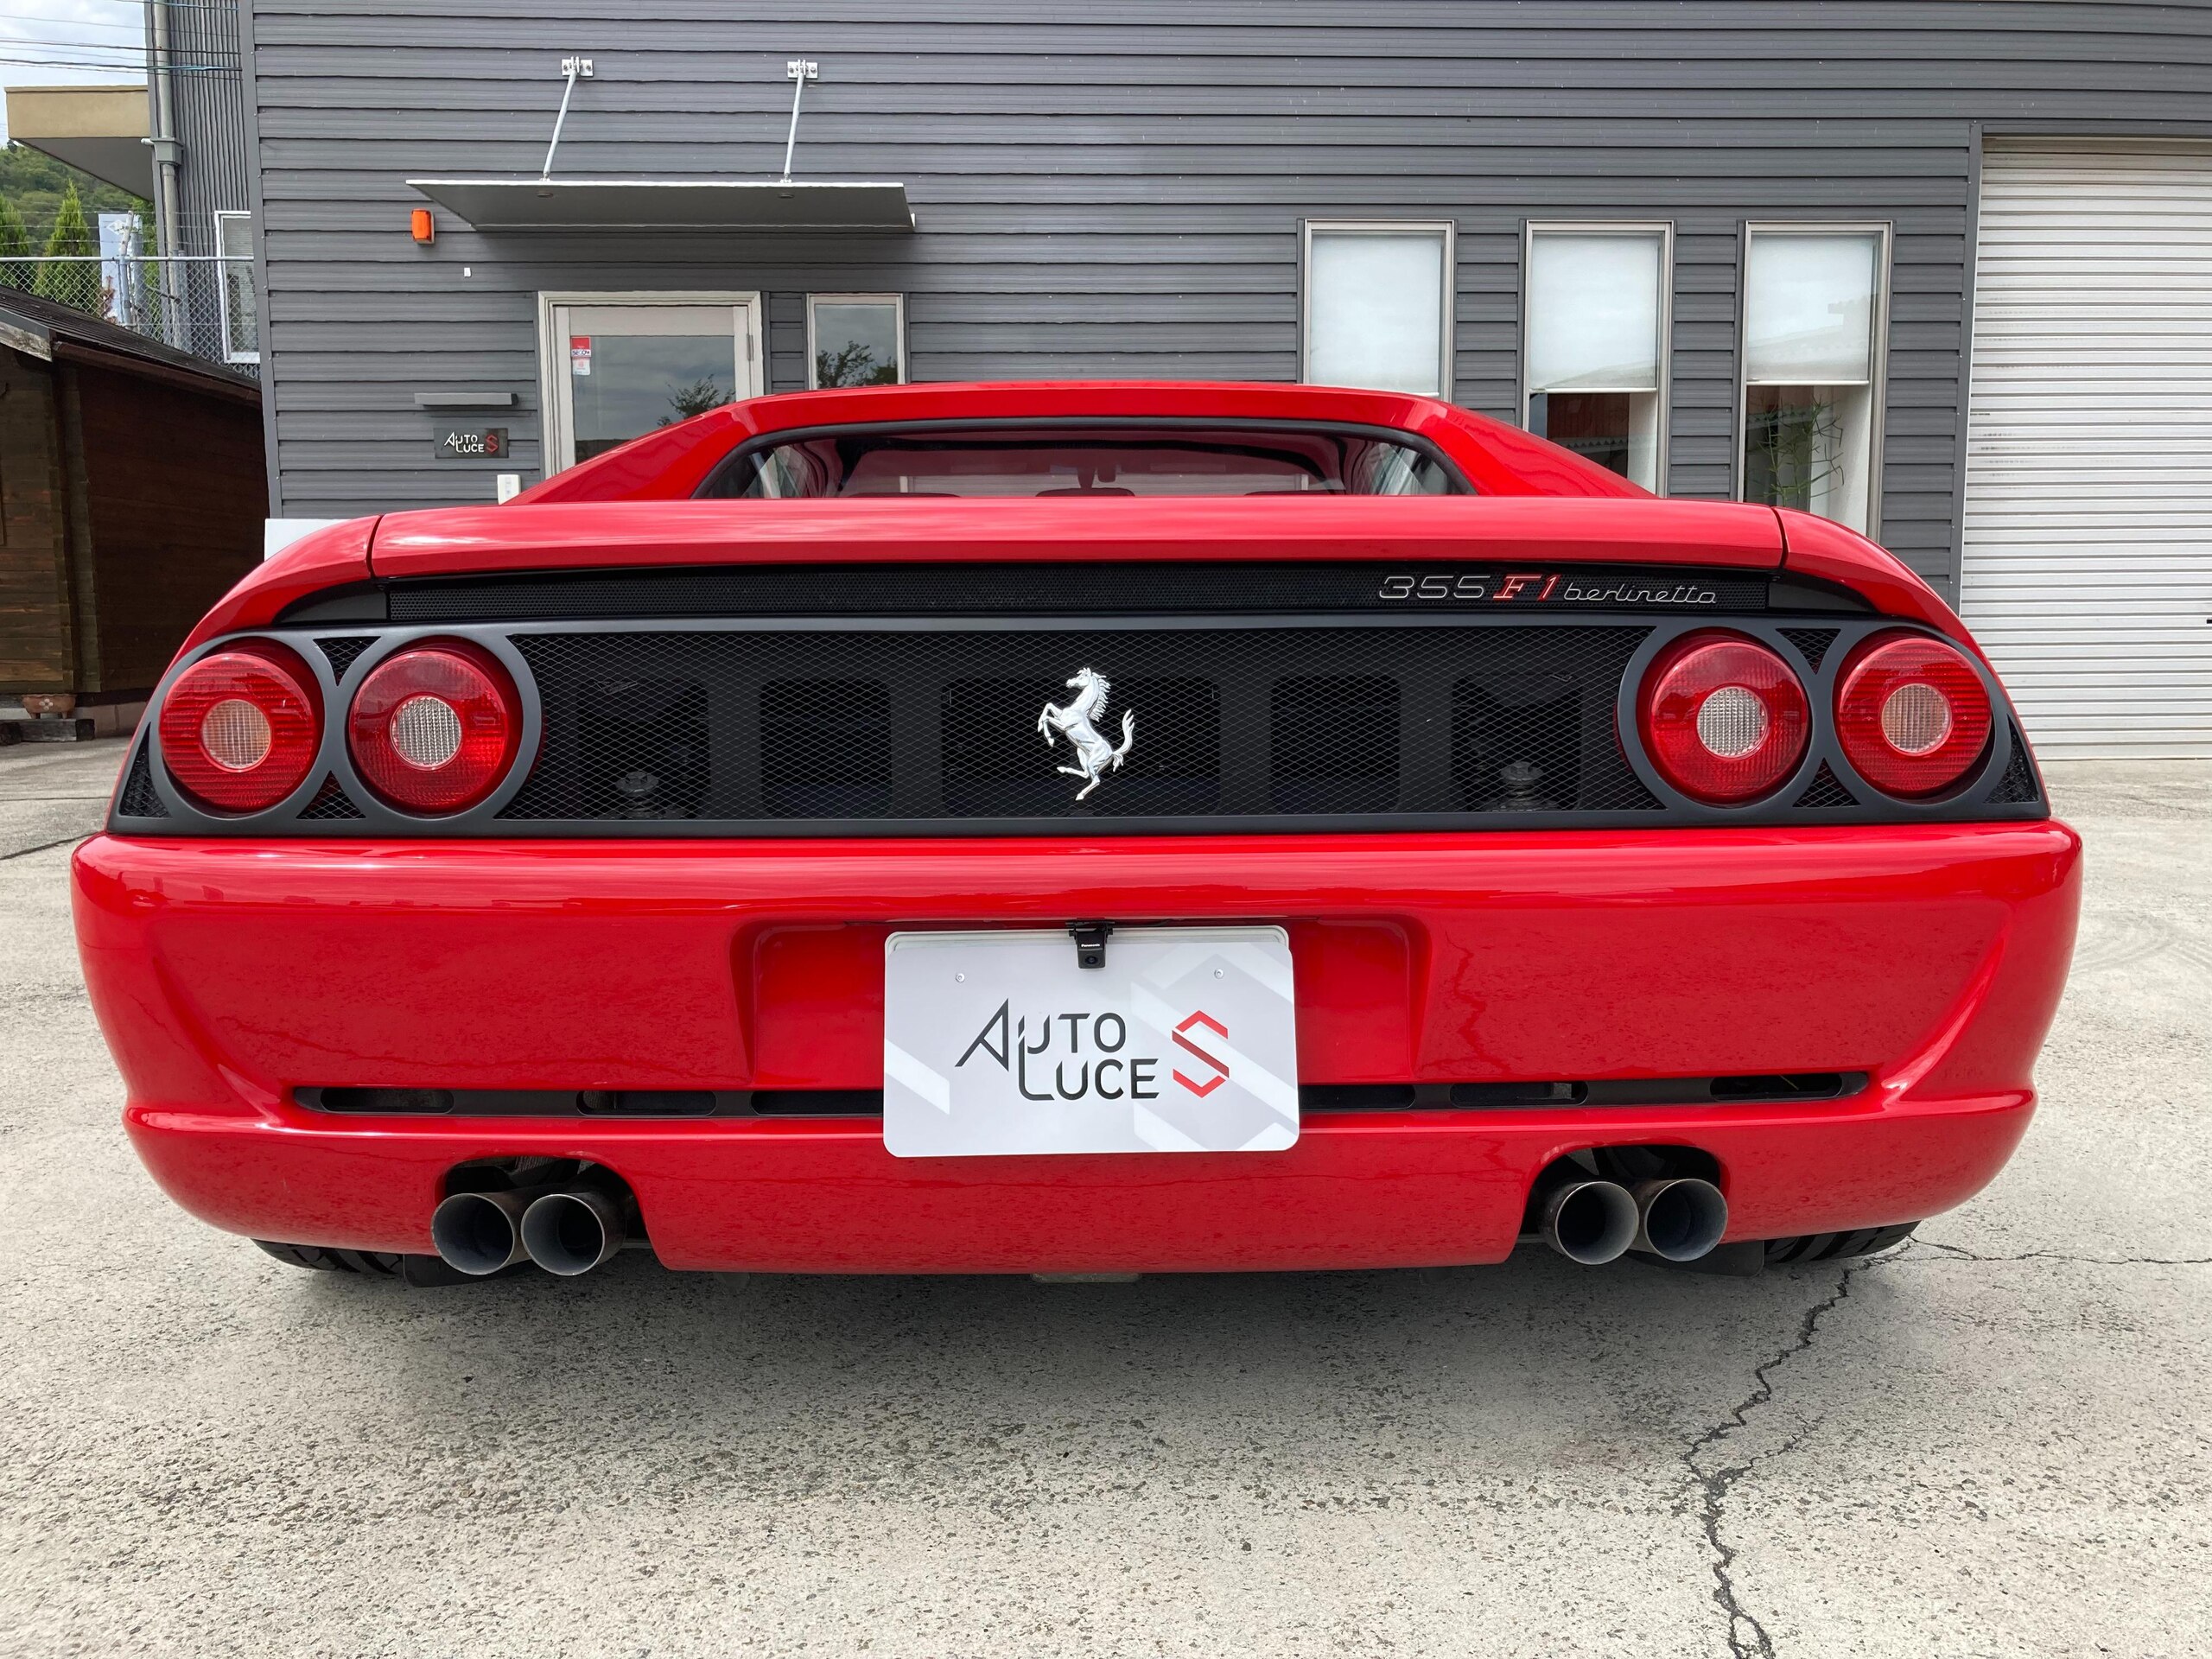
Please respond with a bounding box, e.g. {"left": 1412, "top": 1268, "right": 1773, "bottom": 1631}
{"left": 1780, "top": 627, "right": 1840, "bottom": 673}
{"left": 1792, "top": 762, "right": 1859, "bottom": 809}
{"left": 118, "top": 745, "right": 168, "bottom": 817}
{"left": 1988, "top": 724, "right": 2042, "bottom": 804}
{"left": 298, "top": 774, "right": 367, "bottom": 820}
{"left": 316, "top": 636, "right": 378, "bottom": 678}
{"left": 499, "top": 623, "right": 1661, "bottom": 826}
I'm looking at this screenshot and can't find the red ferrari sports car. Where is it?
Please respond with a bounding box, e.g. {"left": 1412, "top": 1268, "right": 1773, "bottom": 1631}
{"left": 73, "top": 381, "right": 2080, "bottom": 1284}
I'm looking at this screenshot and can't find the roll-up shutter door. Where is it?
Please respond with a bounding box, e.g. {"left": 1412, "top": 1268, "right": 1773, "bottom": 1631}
{"left": 1963, "top": 141, "right": 2212, "bottom": 759}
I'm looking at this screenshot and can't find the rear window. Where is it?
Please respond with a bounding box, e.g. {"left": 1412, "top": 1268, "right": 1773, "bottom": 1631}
{"left": 696, "top": 423, "right": 1466, "bottom": 499}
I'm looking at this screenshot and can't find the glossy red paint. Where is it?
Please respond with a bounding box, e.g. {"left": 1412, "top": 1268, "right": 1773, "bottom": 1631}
{"left": 73, "top": 822, "right": 2081, "bottom": 1270}
{"left": 512, "top": 379, "right": 1651, "bottom": 504}
{"left": 1776, "top": 508, "right": 1974, "bottom": 648}
{"left": 100, "top": 381, "right": 2077, "bottom": 1274}
{"left": 180, "top": 517, "right": 376, "bottom": 653}
{"left": 360, "top": 493, "right": 1786, "bottom": 588}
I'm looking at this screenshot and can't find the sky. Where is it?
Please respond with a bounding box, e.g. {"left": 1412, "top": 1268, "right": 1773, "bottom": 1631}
{"left": 0, "top": 0, "right": 146, "bottom": 146}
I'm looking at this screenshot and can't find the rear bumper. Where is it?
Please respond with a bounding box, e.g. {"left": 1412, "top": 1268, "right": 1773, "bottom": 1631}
{"left": 74, "top": 823, "right": 2081, "bottom": 1271}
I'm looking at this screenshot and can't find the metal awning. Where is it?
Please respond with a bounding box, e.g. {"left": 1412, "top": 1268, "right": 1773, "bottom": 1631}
{"left": 404, "top": 177, "right": 913, "bottom": 232}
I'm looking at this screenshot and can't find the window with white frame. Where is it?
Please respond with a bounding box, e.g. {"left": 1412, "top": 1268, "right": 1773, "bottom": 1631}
{"left": 1301, "top": 221, "right": 1453, "bottom": 398}
{"left": 1522, "top": 224, "right": 1670, "bottom": 490}
{"left": 214, "top": 211, "right": 258, "bottom": 364}
{"left": 1739, "top": 226, "right": 1889, "bottom": 535}
{"left": 808, "top": 294, "right": 906, "bottom": 388}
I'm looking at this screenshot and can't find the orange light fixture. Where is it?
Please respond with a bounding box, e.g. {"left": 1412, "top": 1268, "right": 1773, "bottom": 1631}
{"left": 410, "top": 208, "right": 435, "bottom": 245}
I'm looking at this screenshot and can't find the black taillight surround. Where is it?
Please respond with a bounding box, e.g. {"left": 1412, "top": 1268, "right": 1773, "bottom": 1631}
{"left": 115, "top": 612, "right": 2040, "bottom": 836}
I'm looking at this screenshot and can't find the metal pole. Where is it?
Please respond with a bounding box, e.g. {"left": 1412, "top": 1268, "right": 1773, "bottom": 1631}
{"left": 541, "top": 57, "right": 590, "bottom": 182}
{"left": 147, "top": 0, "right": 186, "bottom": 347}
{"left": 781, "top": 60, "right": 818, "bottom": 183}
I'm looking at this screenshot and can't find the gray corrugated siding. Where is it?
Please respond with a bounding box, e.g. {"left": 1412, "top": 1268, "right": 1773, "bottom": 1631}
{"left": 246, "top": 1, "right": 2212, "bottom": 597}
{"left": 152, "top": 0, "right": 256, "bottom": 368}
{"left": 159, "top": 0, "right": 255, "bottom": 248}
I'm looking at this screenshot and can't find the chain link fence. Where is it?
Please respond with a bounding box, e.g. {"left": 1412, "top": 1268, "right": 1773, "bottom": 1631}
{"left": 2, "top": 251, "right": 259, "bottom": 379}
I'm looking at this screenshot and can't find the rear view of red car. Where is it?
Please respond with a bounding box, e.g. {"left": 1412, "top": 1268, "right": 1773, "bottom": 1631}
{"left": 71, "top": 382, "right": 2079, "bottom": 1284}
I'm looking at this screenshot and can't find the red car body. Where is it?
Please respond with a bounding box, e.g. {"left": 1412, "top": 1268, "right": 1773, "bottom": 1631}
{"left": 73, "top": 382, "right": 2080, "bottom": 1275}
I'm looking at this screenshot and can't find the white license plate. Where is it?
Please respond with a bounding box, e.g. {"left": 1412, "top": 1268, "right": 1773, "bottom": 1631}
{"left": 883, "top": 926, "right": 1299, "bottom": 1158}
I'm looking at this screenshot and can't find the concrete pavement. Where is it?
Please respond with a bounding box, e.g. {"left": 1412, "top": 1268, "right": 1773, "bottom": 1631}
{"left": 0, "top": 741, "right": 2205, "bottom": 1657}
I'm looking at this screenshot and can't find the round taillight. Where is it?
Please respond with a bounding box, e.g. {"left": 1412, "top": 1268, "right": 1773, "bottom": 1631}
{"left": 346, "top": 643, "right": 520, "bottom": 813}
{"left": 1637, "top": 632, "right": 1810, "bottom": 804}
{"left": 1834, "top": 632, "right": 1993, "bottom": 798}
{"left": 157, "top": 646, "right": 321, "bottom": 812}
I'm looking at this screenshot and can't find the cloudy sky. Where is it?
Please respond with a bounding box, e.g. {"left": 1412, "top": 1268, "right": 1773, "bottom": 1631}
{"left": 0, "top": 0, "right": 144, "bottom": 146}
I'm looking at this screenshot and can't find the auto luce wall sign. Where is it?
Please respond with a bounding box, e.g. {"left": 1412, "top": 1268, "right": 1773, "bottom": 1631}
{"left": 435, "top": 428, "right": 509, "bottom": 461}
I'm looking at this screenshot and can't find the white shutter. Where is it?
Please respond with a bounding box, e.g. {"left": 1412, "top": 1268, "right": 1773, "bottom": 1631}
{"left": 1963, "top": 141, "right": 2212, "bottom": 759}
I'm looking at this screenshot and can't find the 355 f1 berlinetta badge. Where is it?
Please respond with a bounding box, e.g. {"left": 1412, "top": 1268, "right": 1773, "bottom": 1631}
{"left": 1038, "top": 666, "right": 1135, "bottom": 800}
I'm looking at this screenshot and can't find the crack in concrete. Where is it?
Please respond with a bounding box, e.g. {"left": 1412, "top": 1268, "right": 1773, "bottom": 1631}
{"left": 0, "top": 834, "right": 91, "bottom": 862}
{"left": 1681, "top": 1237, "right": 2211, "bottom": 1657}
{"left": 1903, "top": 1239, "right": 2212, "bottom": 1267}
{"left": 1683, "top": 1259, "right": 1871, "bottom": 1659}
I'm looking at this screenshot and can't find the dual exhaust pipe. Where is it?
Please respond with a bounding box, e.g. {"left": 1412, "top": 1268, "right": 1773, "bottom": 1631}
{"left": 438, "top": 1166, "right": 1717, "bottom": 1276}
{"left": 1536, "top": 1170, "right": 1728, "bottom": 1267}
{"left": 430, "top": 1182, "right": 627, "bottom": 1278}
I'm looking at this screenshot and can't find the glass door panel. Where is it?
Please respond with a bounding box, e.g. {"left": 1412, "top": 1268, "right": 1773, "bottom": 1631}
{"left": 548, "top": 299, "right": 759, "bottom": 471}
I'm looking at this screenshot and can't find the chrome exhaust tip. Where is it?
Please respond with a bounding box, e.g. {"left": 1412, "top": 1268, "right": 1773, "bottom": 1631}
{"left": 519, "top": 1187, "right": 626, "bottom": 1277}
{"left": 429, "top": 1189, "right": 534, "bottom": 1276}
{"left": 1539, "top": 1176, "right": 1641, "bottom": 1266}
{"left": 1632, "top": 1177, "right": 1730, "bottom": 1263}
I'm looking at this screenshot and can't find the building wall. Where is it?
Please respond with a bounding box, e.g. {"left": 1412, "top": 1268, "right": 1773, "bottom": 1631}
{"left": 244, "top": 2, "right": 2212, "bottom": 599}
{"left": 0, "top": 343, "right": 266, "bottom": 698}
{"left": 0, "top": 346, "right": 74, "bottom": 694}
{"left": 156, "top": 0, "right": 255, "bottom": 254}
{"left": 73, "top": 360, "right": 264, "bottom": 692}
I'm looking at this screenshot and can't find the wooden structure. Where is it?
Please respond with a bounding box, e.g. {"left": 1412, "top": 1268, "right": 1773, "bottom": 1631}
{"left": 0, "top": 292, "right": 264, "bottom": 728}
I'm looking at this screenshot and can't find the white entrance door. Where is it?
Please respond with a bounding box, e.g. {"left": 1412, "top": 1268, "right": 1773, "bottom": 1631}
{"left": 542, "top": 294, "right": 763, "bottom": 474}
{"left": 1963, "top": 142, "right": 2212, "bottom": 758}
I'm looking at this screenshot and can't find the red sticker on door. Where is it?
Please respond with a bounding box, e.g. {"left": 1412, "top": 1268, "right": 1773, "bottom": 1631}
{"left": 569, "top": 335, "right": 592, "bottom": 376}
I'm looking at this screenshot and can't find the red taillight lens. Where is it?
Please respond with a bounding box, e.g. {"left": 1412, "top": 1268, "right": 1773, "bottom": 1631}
{"left": 1834, "top": 632, "right": 1993, "bottom": 798}
{"left": 157, "top": 646, "right": 321, "bottom": 812}
{"left": 346, "top": 642, "right": 520, "bottom": 813}
{"left": 1637, "top": 632, "right": 1810, "bottom": 804}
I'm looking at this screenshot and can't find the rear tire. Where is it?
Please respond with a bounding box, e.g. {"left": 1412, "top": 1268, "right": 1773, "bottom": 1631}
{"left": 253, "top": 1240, "right": 404, "bottom": 1276}
{"left": 1763, "top": 1224, "right": 1917, "bottom": 1265}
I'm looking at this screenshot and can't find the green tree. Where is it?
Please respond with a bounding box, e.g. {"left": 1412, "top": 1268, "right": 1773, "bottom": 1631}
{"left": 33, "top": 182, "right": 102, "bottom": 314}
{"left": 0, "top": 142, "right": 142, "bottom": 246}
{"left": 0, "top": 195, "right": 31, "bottom": 292}
{"left": 814, "top": 342, "right": 893, "bottom": 388}
{"left": 658, "top": 377, "right": 731, "bottom": 425}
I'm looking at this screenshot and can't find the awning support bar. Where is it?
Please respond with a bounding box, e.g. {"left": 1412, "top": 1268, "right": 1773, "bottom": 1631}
{"left": 781, "top": 59, "right": 819, "bottom": 183}
{"left": 541, "top": 56, "right": 594, "bottom": 183}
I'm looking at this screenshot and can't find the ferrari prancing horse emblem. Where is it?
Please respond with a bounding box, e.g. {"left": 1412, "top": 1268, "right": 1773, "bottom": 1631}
{"left": 1038, "top": 666, "right": 1135, "bottom": 801}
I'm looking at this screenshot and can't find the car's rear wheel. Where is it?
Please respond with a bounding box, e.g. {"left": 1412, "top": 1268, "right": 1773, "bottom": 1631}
{"left": 1762, "top": 1224, "right": 1918, "bottom": 1265}
{"left": 254, "top": 1239, "right": 404, "bottom": 1276}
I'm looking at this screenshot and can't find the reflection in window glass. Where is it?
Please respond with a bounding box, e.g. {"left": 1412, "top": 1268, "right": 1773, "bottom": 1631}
{"left": 1741, "top": 230, "right": 1884, "bottom": 533}
{"left": 698, "top": 425, "right": 1464, "bottom": 499}
{"left": 810, "top": 297, "right": 903, "bottom": 387}
{"left": 1304, "top": 226, "right": 1451, "bottom": 397}
{"left": 1523, "top": 228, "right": 1665, "bottom": 489}
{"left": 570, "top": 334, "right": 735, "bottom": 461}
{"left": 216, "top": 212, "right": 258, "bottom": 362}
